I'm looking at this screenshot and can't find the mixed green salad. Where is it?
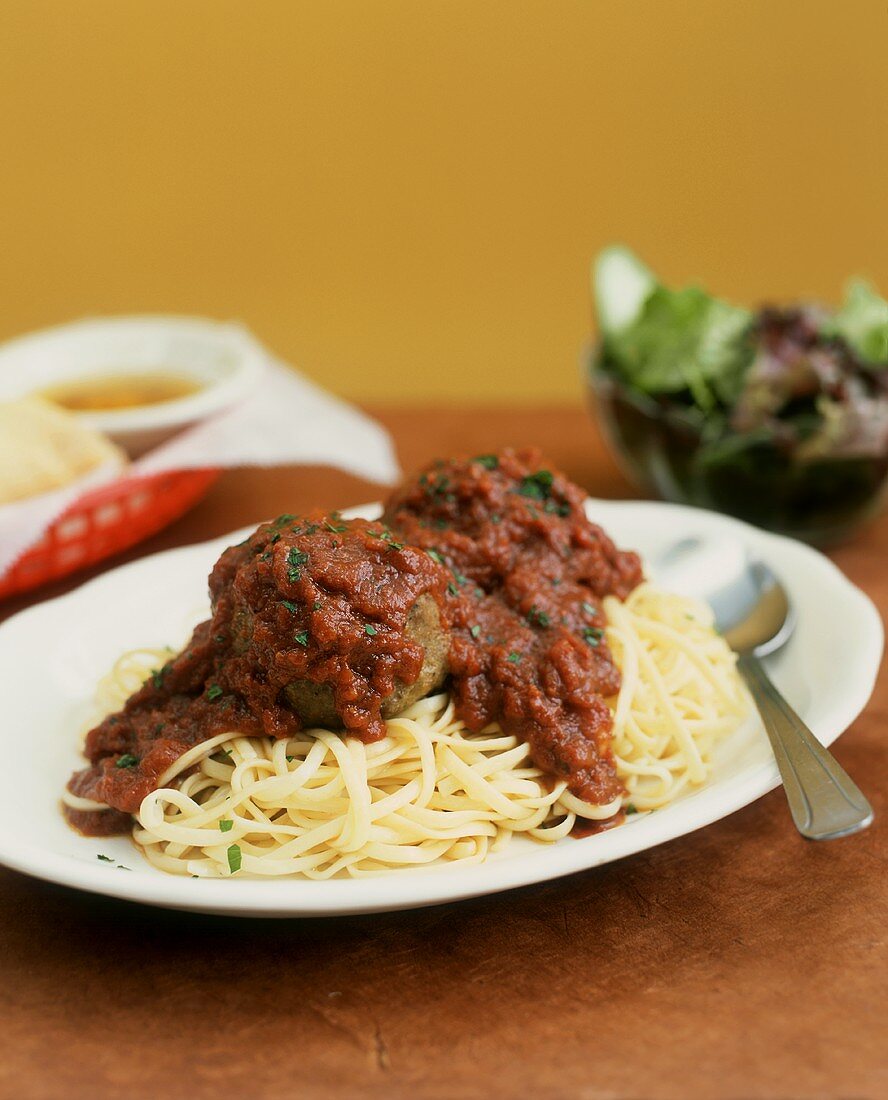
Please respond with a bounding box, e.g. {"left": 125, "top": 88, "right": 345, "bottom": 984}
{"left": 592, "top": 247, "right": 888, "bottom": 461}
{"left": 589, "top": 248, "right": 888, "bottom": 541}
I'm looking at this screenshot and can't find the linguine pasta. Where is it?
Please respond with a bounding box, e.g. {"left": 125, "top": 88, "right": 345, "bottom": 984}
{"left": 64, "top": 584, "right": 748, "bottom": 878}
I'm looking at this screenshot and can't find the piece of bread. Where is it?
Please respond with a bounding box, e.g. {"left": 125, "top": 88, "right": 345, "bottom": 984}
{"left": 0, "top": 396, "right": 127, "bottom": 505}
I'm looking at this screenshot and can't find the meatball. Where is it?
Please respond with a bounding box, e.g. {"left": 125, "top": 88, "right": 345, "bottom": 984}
{"left": 283, "top": 592, "right": 448, "bottom": 726}
{"left": 213, "top": 514, "right": 451, "bottom": 739}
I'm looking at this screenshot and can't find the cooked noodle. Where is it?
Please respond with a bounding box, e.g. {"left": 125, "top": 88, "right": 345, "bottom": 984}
{"left": 604, "top": 585, "right": 748, "bottom": 809}
{"left": 64, "top": 584, "right": 748, "bottom": 877}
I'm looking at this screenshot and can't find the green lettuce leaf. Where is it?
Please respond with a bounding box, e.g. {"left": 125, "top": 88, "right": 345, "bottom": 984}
{"left": 593, "top": 245, "right": 657, "bottom": 334}
{"left": 601, "top": 282, "right": 753, "bottom": 410}
{"left": 824, "top": 279, "right": 888, "bottom": 365}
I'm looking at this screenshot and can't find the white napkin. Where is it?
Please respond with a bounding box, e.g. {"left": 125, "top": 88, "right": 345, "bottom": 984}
{"left": 136, "top": 358, "right": 399, "bottom": 481}
{"left": 0, "top": 356, "right": 400, "bottom": 579}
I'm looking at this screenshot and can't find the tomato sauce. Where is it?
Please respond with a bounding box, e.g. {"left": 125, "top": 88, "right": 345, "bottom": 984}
{"left": 383, "top": 449, "right": 642, "bottom": 806}
{"left": 67, "top": 449, "right": 643, "bottom": 835}
{"left": 66, "top": 517, "right": 448, "bottom": 830}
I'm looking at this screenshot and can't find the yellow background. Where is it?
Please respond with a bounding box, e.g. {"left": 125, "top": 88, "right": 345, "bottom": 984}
{"left": 1, "top": 0, "right": 886, "bottom": 404}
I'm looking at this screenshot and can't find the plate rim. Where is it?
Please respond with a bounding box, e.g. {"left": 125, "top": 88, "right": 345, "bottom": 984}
{"left": 0, "top": 497, "right": 882, "bottom": 916}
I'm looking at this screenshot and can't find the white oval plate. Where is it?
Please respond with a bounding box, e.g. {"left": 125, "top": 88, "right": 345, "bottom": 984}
{"left": 0, "top": 500, "right": 880, "bottom": 916}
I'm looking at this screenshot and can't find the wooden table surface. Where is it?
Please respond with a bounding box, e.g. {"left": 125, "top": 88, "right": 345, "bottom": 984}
{"left": 1, "top": 407, "right": 886, "bottom": 1100}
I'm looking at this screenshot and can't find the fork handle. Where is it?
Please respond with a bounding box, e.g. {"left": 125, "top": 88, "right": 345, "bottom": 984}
{"left": 738, "top": 653, "right": 873, "bottom": 841}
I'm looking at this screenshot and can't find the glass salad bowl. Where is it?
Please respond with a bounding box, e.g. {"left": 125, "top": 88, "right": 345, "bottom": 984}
{"left": 586, "top": 246, "right": 888, "bottom": 546}
{"left": 587, "top": 356, "right": 888, "bottom": 545}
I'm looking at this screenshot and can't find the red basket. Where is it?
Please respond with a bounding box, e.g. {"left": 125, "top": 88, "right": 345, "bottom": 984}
{"left": 0, "top": 468, "right": 219, "bottom": 600}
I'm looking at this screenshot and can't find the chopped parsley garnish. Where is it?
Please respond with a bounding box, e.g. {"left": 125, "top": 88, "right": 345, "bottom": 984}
{"left": 227, "top": 844, "right": 242, "bottom": 874}
{"left": 470, "top": 624, "right": 481, "bottom": 638}
{"left": 287, "top": 548, "right": 309, "bottom": 583}
{"left": 625, "top": 804, "right": 639, "bottom": 815}
{"left": 286, "top": 754, "right": 296, "bottom": 762}
{"left": 527, "top": 605, "right": 551, "bottom": 628}
{"left": 115, "top": 754, "right": 139, "bottom": 769}
{"left": 582, "top": 601, "right": 596, "bottom": 616}
{"left": 490, "top": 513, "right": 502, "bottom": 525}
{"left": 214, "top": 633, "right": 227, "bottom": 644}
{"left": 447, "top": 582, "right": 459, "bottom": 597}
{"left": 219, "top": 819, "right": 233, "bottom": 833}
{"left": 96, "top": 854, "right": 114, "bottom": 862}
{"left": 454, "top": 572, "right": 469, "bottom": 585}
{"left": 420, "top": 473, "right": 452, "bottom": 499}
{"left": 273, "top": 513, "right": 296, "bottom": 527}
{"left": 281, "top": 599, "right": 299, "bottom": 613}
{"left": 293, "top": 631, "right": 309, "bottom": 647}
{"left": 313, "top": 601, "right": 322, "bottom": 611}
{"left": 543, "top": 499, "right": 571, "bottom": 517}
{"left": 379, "top": 530, "right": 404, "bottom": 550}
{"left": 206, "top": 684, "right": 224, "bottom": 701}
{"left": 515, "top": 469, "right": 554, "bottom": 501}
{"left": 325, "top": 519, "right": 348, "bottom": 533}
{"left": 582, "top": 627, "right": 604, "bottom": 647}
{"left": 507, "top": 651, "right": 521, "bottom": 663}
{"left": 426, "top": 549, "right": 445, "bottom": 565}
{"left": 150, "top": 667, "right": 166, "bottom": 689}
{"left": 269, "top": 532, "right": 281, "bottom": 545}
{"left": 473, "top": 454, "right": 499, "bottom": 470}
{"left": 364, "top": 624, "right": 378, "bottom": 636}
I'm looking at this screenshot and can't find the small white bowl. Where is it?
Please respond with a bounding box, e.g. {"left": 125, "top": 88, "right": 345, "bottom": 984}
{"left": 0, "top": 315, "right": 268, "bottom": 456}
